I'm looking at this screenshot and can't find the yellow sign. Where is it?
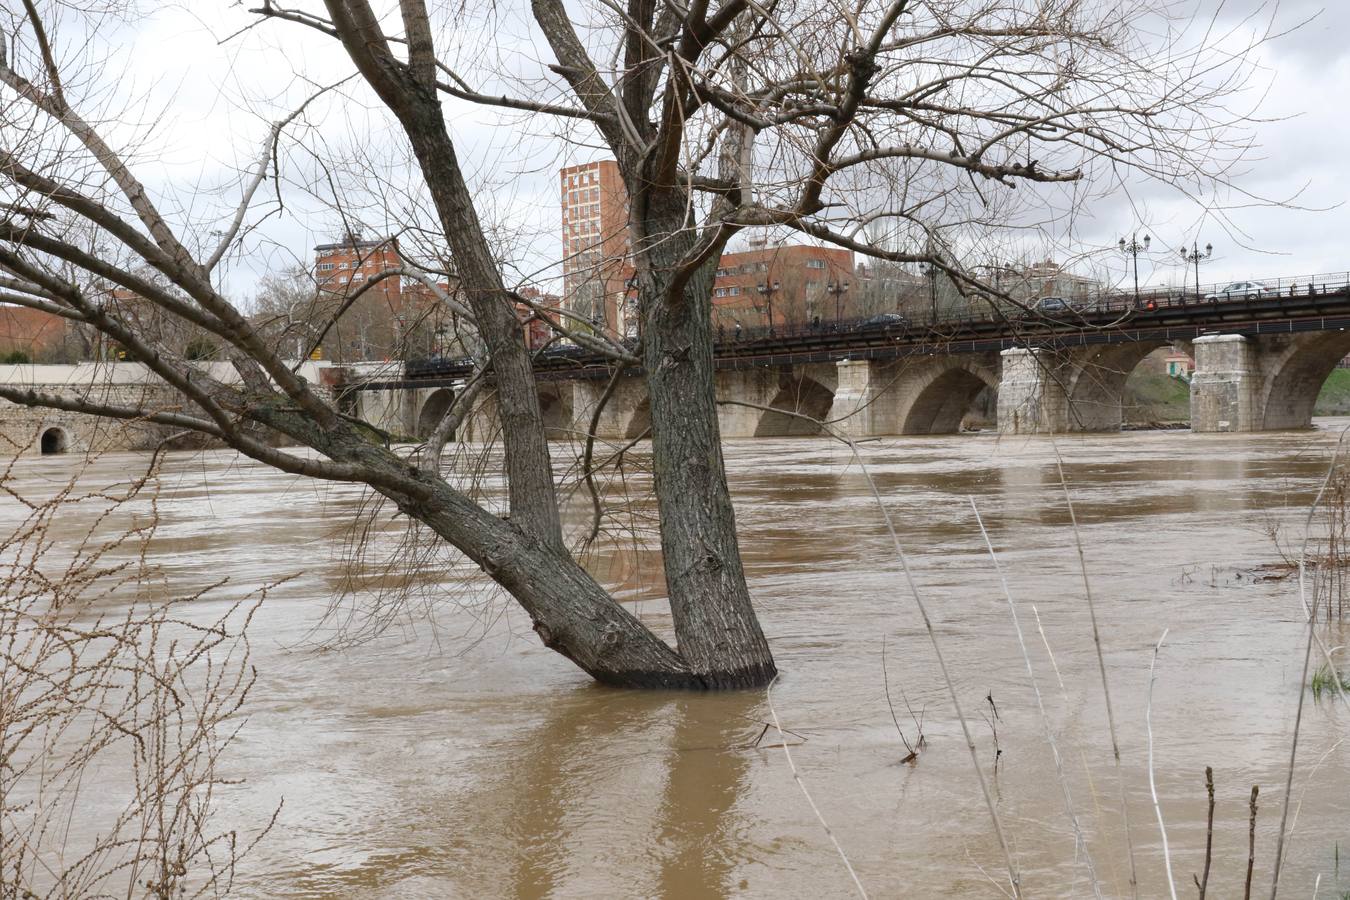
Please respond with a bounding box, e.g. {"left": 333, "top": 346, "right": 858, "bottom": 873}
{"left": 309, "top": 347, "right": 323, "bottom": 360}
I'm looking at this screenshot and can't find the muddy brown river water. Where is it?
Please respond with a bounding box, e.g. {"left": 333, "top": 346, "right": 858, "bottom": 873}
{"left": 8, "top": 422, "right": 1350, "bottom": 898}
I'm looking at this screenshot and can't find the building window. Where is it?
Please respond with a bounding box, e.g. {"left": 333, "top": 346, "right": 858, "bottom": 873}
{"left": 338, "top": 261, "right": 349, "bottom": 269}
{"left": 338, "top": 276, "right": 348, "bottom": 283}
{"left": 352, "top": 273, "right": 365, "bottom": 281}
{"left": 316, "top": 262, "right": 335, "bottom": 271}
{"left": 715, "top": 287, "right": 727, "bottom": 297}
{"left": 805, "top": 259, "right": 826, "bottom": 269}
{"left": 716, "top": 268, "right": 730, "bottom": 277}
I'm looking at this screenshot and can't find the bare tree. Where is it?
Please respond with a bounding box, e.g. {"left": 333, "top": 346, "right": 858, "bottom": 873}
{"left": 0, "top": 1, "right": 1263, "bottom": 688}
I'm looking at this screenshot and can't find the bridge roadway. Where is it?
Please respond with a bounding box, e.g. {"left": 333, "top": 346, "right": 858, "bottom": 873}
{"left": 340, "top": 279, "right": 1350, "bottom": 442}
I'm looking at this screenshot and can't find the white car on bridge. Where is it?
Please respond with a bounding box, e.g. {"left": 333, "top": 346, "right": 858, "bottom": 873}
{"left": 1204, "top": 280, "right": 1274, "bottom": 301}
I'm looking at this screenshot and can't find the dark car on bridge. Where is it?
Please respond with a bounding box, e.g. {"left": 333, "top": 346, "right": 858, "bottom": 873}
{"left": 859, "top": 312, "right": 910, "bottom": 332}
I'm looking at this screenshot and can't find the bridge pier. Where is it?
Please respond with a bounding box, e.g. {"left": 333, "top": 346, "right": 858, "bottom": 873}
{"left": 1190, "top": 335, "right": 1261, "bottom": 432}
{"left": 828, "top": 360, "right": 882, "bottom": 437}
{"left": 997, "top": 348, "right": 1069, "bottom": 434}
{"left": 1190, "top": 331, "right": 1350, "bottom": 431}
{"left": 998, "top": 340, "right": 1176, "bottom": 434}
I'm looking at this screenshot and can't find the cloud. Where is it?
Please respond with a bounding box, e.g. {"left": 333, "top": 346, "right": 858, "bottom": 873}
{"left": 29, "top": 1, "right": 1350, "bottom": 297}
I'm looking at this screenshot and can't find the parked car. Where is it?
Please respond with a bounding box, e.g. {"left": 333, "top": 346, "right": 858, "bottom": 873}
{"left": 858, "top": 312, "right": 910, "bottom": 331}
{"left": 1204, "top": 281, "right": 1274, "bottom": 301}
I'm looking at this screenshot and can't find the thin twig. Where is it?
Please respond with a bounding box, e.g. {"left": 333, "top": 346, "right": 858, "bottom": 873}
{"left": 1198, "top": 766, "right": 1214, "bottom": 899}
{"left": 881, "top": 635, "right": 918, "bottom": 761}
{"left": 1245, "top": 785, "right": 1260, "bottom": 900}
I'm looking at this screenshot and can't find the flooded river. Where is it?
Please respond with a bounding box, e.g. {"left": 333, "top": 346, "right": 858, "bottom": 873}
{"left": 8, "top": 422, "right": 1350, "bottom": 898}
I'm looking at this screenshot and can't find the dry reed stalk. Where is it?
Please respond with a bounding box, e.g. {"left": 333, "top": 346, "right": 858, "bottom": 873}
{"left": 1269, "top": 431, "right": 1350, "bottom": 898}
{"left": 842, "top": 434, "right": 1023, "bottom": 898}
{"left": 1145, "top": 628, "right": 1177, "bottom": 900}
{"left": 1290, "top": 430, "right": 1350, "bottom": 708}
{"left": 1245, "top": 786, "right": 1260, "bottom": 900}
{"left": 764, "top": 675, "right": 869, "bottom": 899}
{"left": 718, "top": 397, "right": 1022, "bottom": 897}
{"left": 1050, "top": 447, "right": 1139, "bottom": 898}
{"left": 969, "top": 496, "right": 1102, "bottom": 898}
{"left": 1197, "top": 766, "right": 1214, "bottom": 899}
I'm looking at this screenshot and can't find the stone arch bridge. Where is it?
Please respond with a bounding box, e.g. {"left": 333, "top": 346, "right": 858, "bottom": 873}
{"left": 352, "top": 326, "right": 1350, "bottom": 442}
{"left": 2, "top": 318, "right": 1349, "bottom": 456}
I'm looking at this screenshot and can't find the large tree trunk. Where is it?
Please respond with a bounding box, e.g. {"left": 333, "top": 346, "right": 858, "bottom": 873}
{"left": 635, "top": 191, "right": 776, "bottom": 688}
{"left": 314, "top": 1, "right": 775, "bottom": 689}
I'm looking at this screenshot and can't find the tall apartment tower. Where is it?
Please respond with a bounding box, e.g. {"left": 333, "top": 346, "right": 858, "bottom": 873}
{"left": 560, "top": 161, "right": 632, "bottom": 336}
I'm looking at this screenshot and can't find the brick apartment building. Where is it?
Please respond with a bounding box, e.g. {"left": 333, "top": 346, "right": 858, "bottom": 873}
{"left": 709, "top": 243, "right": 855, "bottom": 330}
{"left": 559, "top": 161, "right": 856, "bottom": 335}
{"left": 0, "top": 303, "right": 70, "bottom": 361}
{"left": 312, "top": 234, "right": 414, "bottom": 361}
{"left": 314, "top": 233, "right": 558, "bottom": 359}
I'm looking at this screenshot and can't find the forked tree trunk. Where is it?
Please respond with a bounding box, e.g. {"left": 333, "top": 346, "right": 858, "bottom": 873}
{"left": 313, "top": 3, "right": 776, "bottom": 689}
{"left": 634, "top": 192, "right": 777, "bottom": 688}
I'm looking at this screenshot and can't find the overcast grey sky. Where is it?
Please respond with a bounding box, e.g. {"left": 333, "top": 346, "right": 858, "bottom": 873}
{"left": 79, "top": 1, "right": 1350, "bottom": 300}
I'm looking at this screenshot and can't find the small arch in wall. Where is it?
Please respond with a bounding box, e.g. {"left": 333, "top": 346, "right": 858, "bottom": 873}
{"left": 624, "top": 397, "right": 652, "bottom": 439}
{"left": 40, "top": 426, "right": 68, "bottom": 455}
{"left": 416, "top": 388, "right": 455, "bottom": 440}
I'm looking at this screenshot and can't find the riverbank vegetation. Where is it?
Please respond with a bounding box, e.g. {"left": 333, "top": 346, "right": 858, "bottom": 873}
{"left": 0, "top": 446, "right": 273, "bottom": 897}
{"left": 1312, "top": 663, "right": 1350, "bottom": 700}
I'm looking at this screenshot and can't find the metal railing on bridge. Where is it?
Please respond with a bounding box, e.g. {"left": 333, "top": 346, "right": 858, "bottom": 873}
{"left": 402, "top": 269, "right": 1350, "bottom": 380}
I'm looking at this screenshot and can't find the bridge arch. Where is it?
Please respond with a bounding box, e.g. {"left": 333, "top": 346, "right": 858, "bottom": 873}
{"left": 754, "top": 376, "right": 834, "bottom": 436}
{"left": 624, "top": 397, "right": 651, "bottom": 439}
{"left": 899, "top": 361, "right": 999, "bottom": 434}
{"left": 1259, "top": 332, "right": 1350, "bottom": 430}
{"left": 538, "top": 384, "right": 573, "bottom": 440}
{"left": 1062, "top": 341, "right": 1172, "bottom": 431}
{"left": 416, "top": 388, "right": 455, "bottom": 440}
{"left": 39, "top": 426, "right": 68, "bottom": 455}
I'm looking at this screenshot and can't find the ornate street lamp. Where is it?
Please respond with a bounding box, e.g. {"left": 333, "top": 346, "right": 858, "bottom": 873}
{"left": 1179, "top": 241, "right": 1213, "bottom": 299}
{"left": 826, "top": 280, "right": 850, "bottom": 322}
{"left": 1119, "top": 233, "right": 1151, "bottom": 305}
{"left": 921, "top": 262, "right": 938, "bottom": 323}
{"left": 756, "top": 280, "right": 781, "bottom": 334}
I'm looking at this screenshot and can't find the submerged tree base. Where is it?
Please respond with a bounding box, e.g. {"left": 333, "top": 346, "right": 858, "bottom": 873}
{"left": 590, "top": 662, "right": 778, "bottom": 691}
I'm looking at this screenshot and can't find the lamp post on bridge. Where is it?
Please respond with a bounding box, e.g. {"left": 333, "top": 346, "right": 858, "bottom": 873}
{"left": 756, "top": 280, "right": 781, "bottom": 335}
{"left": 826, "top": 280, "right": 850, "bottom": 324}
{"left": 1119, "top": 233, "right": 1150, "bottom": 306}
{"left": 1180, "top": 241, "right": 1212, "bottom": 300}
{"left": 921, "top": 262, "right": 939, "bottom": 324}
